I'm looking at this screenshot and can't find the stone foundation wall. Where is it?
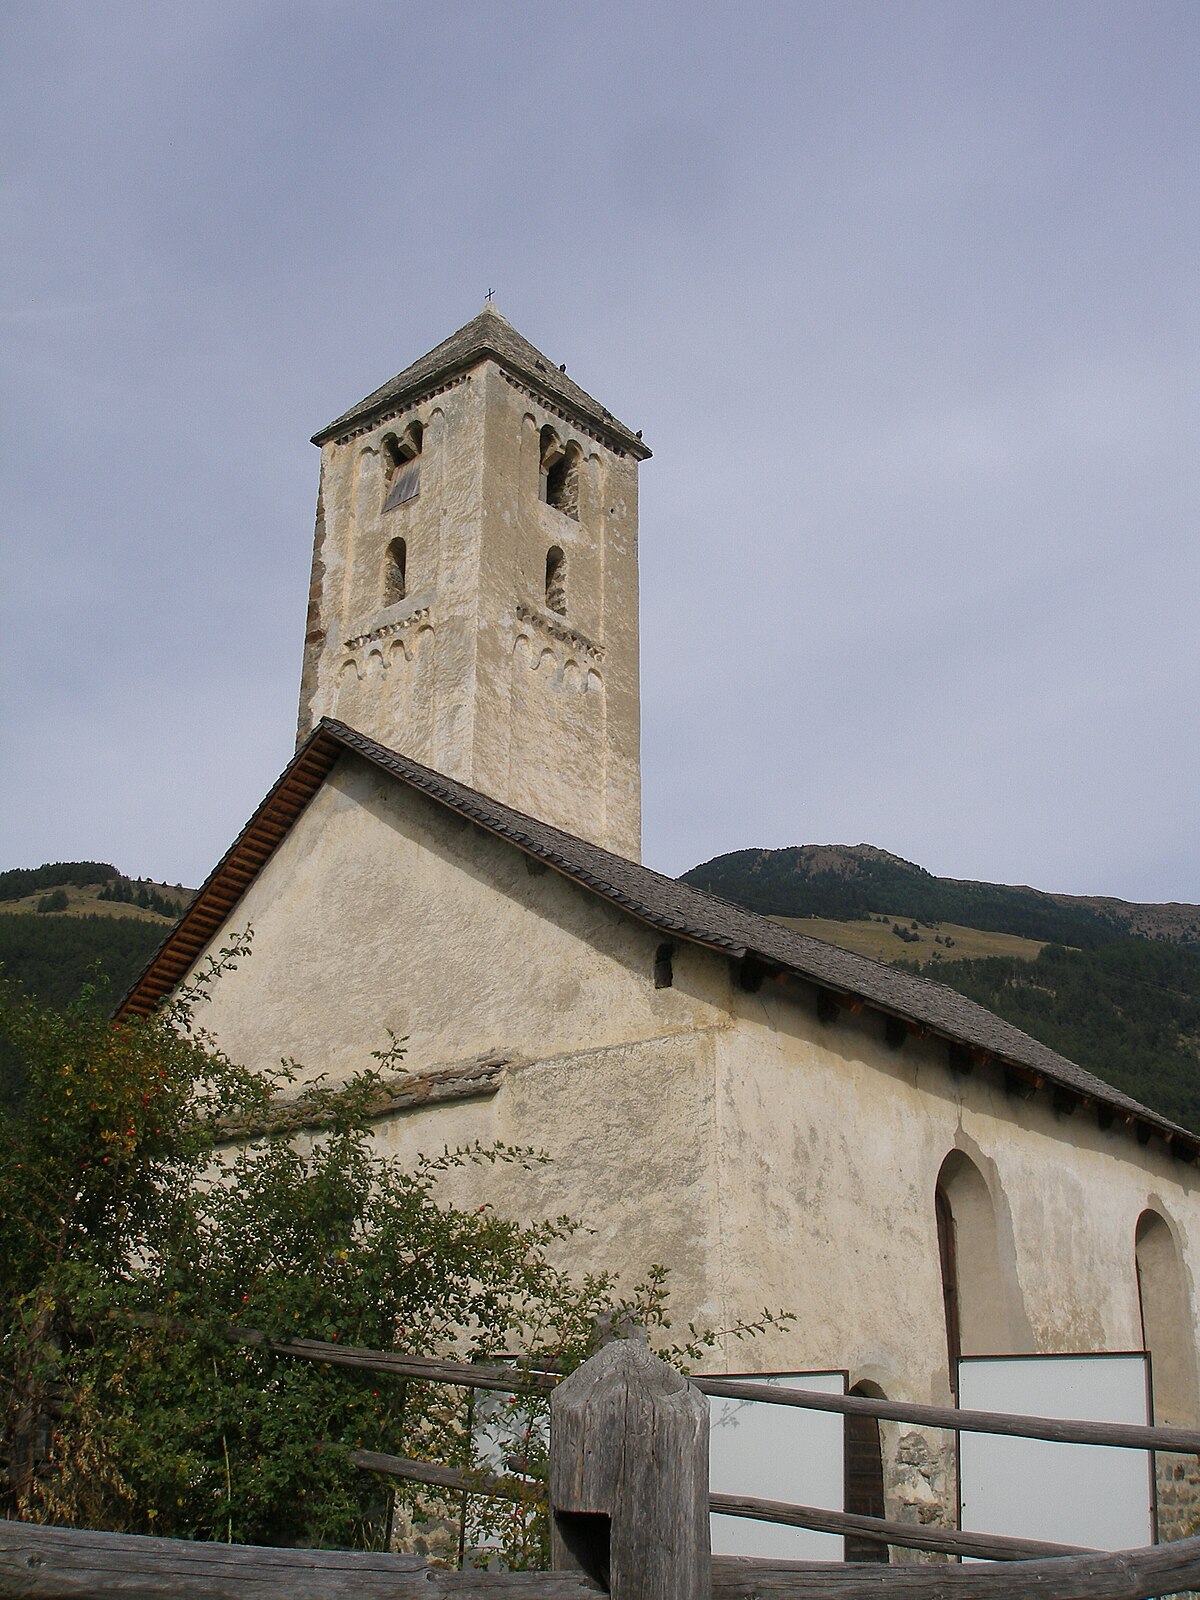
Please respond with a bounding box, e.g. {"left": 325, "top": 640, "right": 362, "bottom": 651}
{"left": 882, "top": 1425, "right": 955, "bottom": 1564}
{"left": 880, "top": 1437, "right": 1200, "bottom": 1567}
{"left": 1157, "top": 1452, "right": 1200, "bottom": 1543}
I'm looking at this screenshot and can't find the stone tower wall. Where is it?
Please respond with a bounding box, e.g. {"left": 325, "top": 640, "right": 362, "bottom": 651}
{"left": 296, "top": 357, "right": 641, "bottom": 860}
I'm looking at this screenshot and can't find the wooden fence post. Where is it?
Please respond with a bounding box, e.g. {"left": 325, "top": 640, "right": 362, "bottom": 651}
{"left": 549, "top": 1334, "right": 710, "bottom": 1600}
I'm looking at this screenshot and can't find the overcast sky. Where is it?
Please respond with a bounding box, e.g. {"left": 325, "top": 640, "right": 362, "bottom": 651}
{"left": 3, "top": 1, "right": 1198, "bottom": 903}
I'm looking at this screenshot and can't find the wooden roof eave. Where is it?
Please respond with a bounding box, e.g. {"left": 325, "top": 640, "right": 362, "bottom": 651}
{"left": 114, "top": 731, "right": 343, "bottom": 1020}
{"left": 113, "top": 721, "right": 1200, "bottom": 1168}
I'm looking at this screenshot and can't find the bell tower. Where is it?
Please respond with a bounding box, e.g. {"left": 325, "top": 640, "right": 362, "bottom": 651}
{"left": 297, "top": 304, "right": 650, "bottom": 861}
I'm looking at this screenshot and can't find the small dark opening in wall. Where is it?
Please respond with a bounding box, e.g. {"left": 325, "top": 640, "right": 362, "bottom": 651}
{"left": 737, "top": 957, "right": 766, "bottom": 993}
{"left": 844, "top": 1383, "right": 890, "bottom": 1564}
{"left": 545, "top": 546, "right": 567, "bottom": 615}
{"left": 546, "top": 451, "right": 579, "bottom": 519}
{"left": 540, "top": 425, "right": 580, "bottom": 520}
{"left": 654, "top": 942, "right": 675, "bottom": 989}
{"left": 383, "top": 537, "right": 407, "bottom": 605}
{"left": 553, "top": 1511, "right": 610, "bottom": 1590}
{"left": 817, "top": 990, "right": 840, "bottom": 1025}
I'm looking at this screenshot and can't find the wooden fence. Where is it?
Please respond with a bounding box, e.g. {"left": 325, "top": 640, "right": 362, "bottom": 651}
{"left": 3, "top": 1333, "right": 1200, "bottom": 1600}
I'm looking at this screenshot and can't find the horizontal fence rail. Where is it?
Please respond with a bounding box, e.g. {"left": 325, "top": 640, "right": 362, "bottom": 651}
{"left": 349, "top": 1449, "right": 539, "bottom": 1503}
{"left": 232, "top": 1325, "right": 1200, "bottom": 1455}
{"left": 707, "top": 1493, "right": 1092, "bottom": 1564}
{"left": 5, "top": 1520, "right": 1200, "bottom": 1600}
{"left": 708, "top": 1538, "right": 1200, "bottom": 1600}
{"left": 227, "top": 1327, "right": 560, "bottom": 1397}
{"left": 0, "top": 1520, "right": 599, "bottom": 1600}
{"left": 347, "top": 1448, "right": 1097, "bottom": 1564}
{"left": 691, "top": 1376, "right": 1200, "bottom": 1455}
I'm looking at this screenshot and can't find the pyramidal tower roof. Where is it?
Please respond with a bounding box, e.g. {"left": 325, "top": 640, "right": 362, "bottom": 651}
{"left": 312, "top": 302, "right": 651, "bottom": 457}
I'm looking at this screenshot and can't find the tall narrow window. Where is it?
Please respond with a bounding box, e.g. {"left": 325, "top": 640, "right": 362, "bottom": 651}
{"left": 383, "top": 537, "right": 407, "bottom": 606}
{"left": 934, "top": 1151, "right": 1025, "bottom": 1392}
{"left": 1136, "top": 1209, "right": 1199, "bottom": 1424}
{"left": 844, "top": 1382, "right": 890, "bottom": 1564}
{"left": 382, "top": 422, "right": 423, "bottom": 512}
{"left": 545, "top": 546, "right": 566, "bottom": 615}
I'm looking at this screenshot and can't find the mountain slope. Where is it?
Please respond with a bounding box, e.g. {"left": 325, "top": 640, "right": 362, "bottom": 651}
{"left": 683, "top": 844, "right": 1200, "bottom": 949}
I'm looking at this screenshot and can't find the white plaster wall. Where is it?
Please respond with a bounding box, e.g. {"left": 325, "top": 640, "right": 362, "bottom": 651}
{"left": 191, "top": 755, "right": 1200, "bottom": 1416}
{"left": 372, "top": 1031, "right": 724, "bottom": 1334}
{"left": 192, "top": 752, "right": 727, "bottom": 1089}
{"left": 707, "top": 991, "right": 1200, "bottom": 1412}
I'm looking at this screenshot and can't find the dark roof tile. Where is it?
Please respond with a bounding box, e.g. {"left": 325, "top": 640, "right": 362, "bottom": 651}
{"left": 312, "top": 304, "right": 650, "bottom": 457}
{"left": 117, "top": 719, "right": 1200, "bottom": 1158}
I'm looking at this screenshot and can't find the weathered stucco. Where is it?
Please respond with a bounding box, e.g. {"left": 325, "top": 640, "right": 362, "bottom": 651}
{"left": 188, "top": 751, "right": 1200, "bottom": 1547}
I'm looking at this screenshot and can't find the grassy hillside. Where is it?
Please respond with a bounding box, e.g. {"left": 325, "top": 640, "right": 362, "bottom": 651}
{"left": 686, "top": 844, "right": 1200, "bottom": 1132}
{"left": 0, "top": 862, "right": 192, "bottom": 1107}
{"left": 773, "top": 912, "right": 1046, "bottom": 969}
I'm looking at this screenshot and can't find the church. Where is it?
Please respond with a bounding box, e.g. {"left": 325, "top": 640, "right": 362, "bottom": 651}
{"left": 118, "top": 305, "right": 1200, "bottom": 1549}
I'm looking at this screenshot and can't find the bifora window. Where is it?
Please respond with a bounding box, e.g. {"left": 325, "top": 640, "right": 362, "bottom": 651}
{"left": 539, "top": 425, "right": 581, "bottom": 520}
{"left": 382, "top": 422, "right": 423, "bottom": 512}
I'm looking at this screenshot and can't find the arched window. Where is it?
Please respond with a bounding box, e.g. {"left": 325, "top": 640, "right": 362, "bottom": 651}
{"left": 383, "top": 537, "right": 407, "bottom": 606}
{"left": 935, "top": 1151, "right": 1023, "bottom": 1391}
{"left": 1136, "top": 1209, "right": 1199, "bottom": 1424}
{"left": 539, "top": 426, "right": 581, "bottom": 520}
{"left": 844, "top": 1381, "right": 889, "bottom": 1564}
{"left": 382, "top": 421, "right": 423, "bottom": 512}
{"left": 545, "top": 546, "right": 566, "bottom": 615}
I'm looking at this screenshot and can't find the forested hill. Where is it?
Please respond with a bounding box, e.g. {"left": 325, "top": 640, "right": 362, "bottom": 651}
{"left": 0, "top": 862, "right": 194, "bottom": 1012}
{"left": 682, "top": 844, "right": 1200, "bottom": 950}
{"left": 681, "top": 844, "right": 1200, "bottom": 1133}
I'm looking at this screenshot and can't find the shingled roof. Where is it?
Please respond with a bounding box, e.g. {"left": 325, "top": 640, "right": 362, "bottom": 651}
{"left": 312, "top": 303, "right": 651, "bottom": 458}
{"left": 118, "top": 719, "right": 1200, "bottom": 1163}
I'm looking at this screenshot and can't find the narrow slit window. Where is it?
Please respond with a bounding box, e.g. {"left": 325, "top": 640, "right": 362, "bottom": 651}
{"left": 545, "top": 546, "right": 567, "bottom": 615}
{"left": 654, "top": 943, "right": 675, "bottom": 989}
{"left": 384, "top": 538, "right": 407, "bottom": 606}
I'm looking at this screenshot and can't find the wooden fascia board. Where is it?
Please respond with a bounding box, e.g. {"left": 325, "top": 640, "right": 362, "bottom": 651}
{"left": 114, "top": 732, "right": 342, "bottom": 1019}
